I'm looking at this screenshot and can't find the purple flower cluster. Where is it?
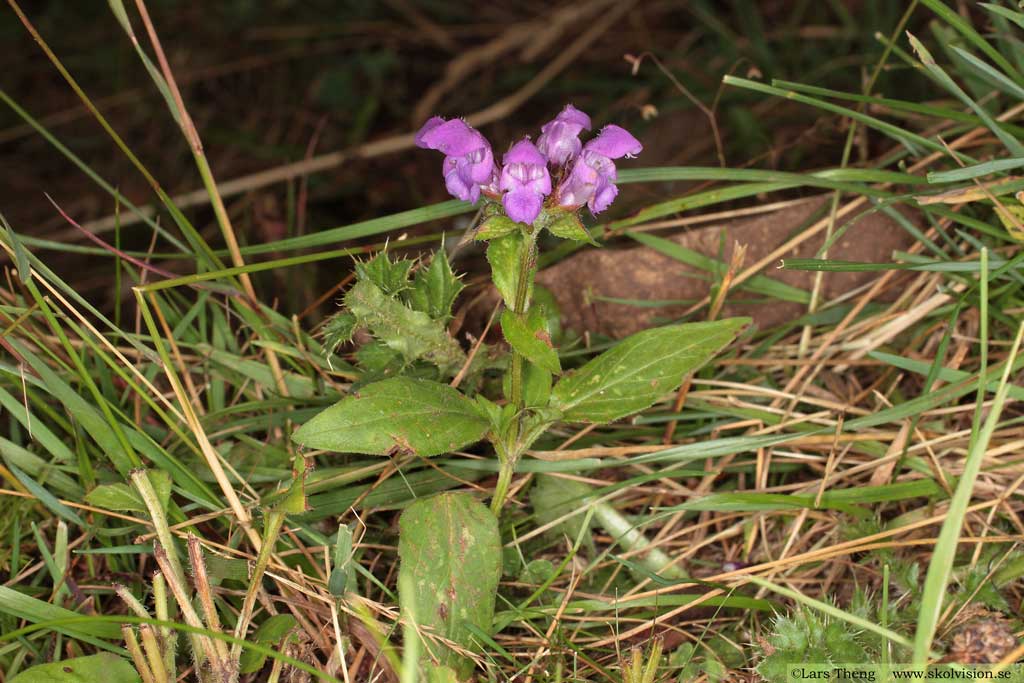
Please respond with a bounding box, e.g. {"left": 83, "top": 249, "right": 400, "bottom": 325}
{"left": 415, "top": 104, "right": 641, "bottom": 225}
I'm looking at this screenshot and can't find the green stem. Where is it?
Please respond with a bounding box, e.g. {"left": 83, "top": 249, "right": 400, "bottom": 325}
{"left": 508, "top": 353, "right": 525, "bottom": 412}
{"left": 493, "top": 231, "right": 537, "bottom": 514}
{"left": 122, "top": 625, "right": 155, "bottom": 683}
{"left": 490, "top": 439, "right": 518, "bottom": 517}
{"left": 590, "top": 498, "right": 688, "bottom": 580}
{"left": 130, "top": 470, "right": 185, "bottom": 589}
{"left": 230, "top": 509, "right": 285, "bottom": 660}
{"left": 512, "top": 232, "right": 537, "bottom": 313}
{"left": 507, "top": 233, "right": 537, "bottom": 409}
{"left": 151, "top": 573, "right": 176, "bottom": 681}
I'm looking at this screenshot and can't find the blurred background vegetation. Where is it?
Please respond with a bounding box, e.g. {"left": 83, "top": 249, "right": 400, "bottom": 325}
{"left": 1, "top": 1, "right": 923, "bottom": 317}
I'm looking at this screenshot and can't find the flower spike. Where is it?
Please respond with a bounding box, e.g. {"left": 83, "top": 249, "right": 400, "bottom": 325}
{"left": 415, "top": 107, "right": 639, "bottom": 217}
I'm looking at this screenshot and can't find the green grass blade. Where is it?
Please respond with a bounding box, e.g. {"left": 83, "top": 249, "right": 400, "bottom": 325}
{"left": 920, "top": 0, "right": 1024, "bottom": 85}
{"left": 911, "top": 319, "right": 1024, "bottom": 664}
{"left": 950, "top": 46, "right": 1024, "bottom": 103}
{"left": 628, "top": 231, "right": 810, "bottom": 303}
{"left": 235, "top": 199, "right": 472, "bottom": 256}
{"left": 8, "top": 464, "right": 83, "bottom": 525}
{"left": 724, "top": 76, "right": 947, "bottom": 156}
{"left": 928, "top": 157, "right": 1024, "bottom": 183}
{"left": 980, "top": 3, "right": 1024, "bottom": 32}
{"left": 0, "top": 586, "right": 123, "bottom": 650}
{"left": 770, "top": 78, "right": 1019, "bottom": 131}
{"left": 780, "top": 257, "right": 1015, "bottom": 273}
{"left": 0, "top": 90, "right": 189, "bottom": 251}
{"left": 870, "top": 350, "right": 1024, "bottom": 399}
{"left": 907, "top": 32, "right": 1024, "bottom": 157}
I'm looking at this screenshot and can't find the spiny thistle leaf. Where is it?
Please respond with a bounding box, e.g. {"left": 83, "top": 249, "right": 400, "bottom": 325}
{"left": 345, "top": 279, "right": 466, "bottom": 375}
{"left": 355, "top": 251, "right": 414, "bottom": 296}
{"left": 756, "top": 608, "right": 872, "bottom": 683}
{"left": 320, "top": 311, "right": 357, "bottom": 357}
{"left": 406, "top": 249, "right": 464, "bottom": 321}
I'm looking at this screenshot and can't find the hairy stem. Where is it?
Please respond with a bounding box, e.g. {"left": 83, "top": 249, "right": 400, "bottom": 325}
{"left": 152, "top": 572, "right": 176, "bottom": 681}
{"left": 123, "top": 625, "right": 156, "bottom": 683}
{"left": 152, "top": 544, "right": 213, "bottom": 673}
{"left": 188, "top": 535, "right": 231, "bottom": 664}
{"left": 506, "top": 233, "right": 537, "bottom": 409}
{"left": 139, "top": 624, "right": 171, "bottom": 683}
{"left": 130, "top": 469, "right": 185, "bottom": 588}
{"left": 490, "top": 438, "right": 518, "bottom": 517}
{"left": 494, "top": 231, "right": 537, "bottom": 513}
{"left": 231, "top": 509, "right": 286, "bottom": 659}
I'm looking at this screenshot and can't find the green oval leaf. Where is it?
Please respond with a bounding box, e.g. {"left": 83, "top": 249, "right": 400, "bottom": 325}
{"left": 399, "top": 492, "right": 501, "bottom": 679}
{"left": 475, "top": 215, "right": 518, "bottom": 241}
{"left": 522, "top": 362, "right": 553, "bottom": 409}
{"left": 486, "top": 232, "right": 527, "bottom": 309}
{"left": 546, "top": 212, "right": 598, "bottom": 245}
{"left": 551, "top": 318, "right": 749, "bottom": 423}
{"left": 84, "top": 482, "right": 145, "bottom": 513}
{"left": 500, "top": 309, "right": 560, "bottom": 375}
{"left": 10, "top": 654, "right": 140, "bottom": 683}
{"left": 292, "top": 377, "right": 489, "bottom": 457}
{"left": 239, "top": 614, "right": 299, "bottom": 674}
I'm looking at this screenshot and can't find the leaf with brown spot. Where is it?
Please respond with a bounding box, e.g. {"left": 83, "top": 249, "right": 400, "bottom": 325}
{"left": 398, "top": 492, "right": 501, "bottom": 679}
{"left": 501, "top": 308, "right": 560, "bottom": 375}
{"left": 9, "top": 654, "right": 140, "bottom": 683}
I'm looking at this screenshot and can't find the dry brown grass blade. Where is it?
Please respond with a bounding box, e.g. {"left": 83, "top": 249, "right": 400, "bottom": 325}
{"left": 130, "top": 0, "right": 292, "bottom": 401}
{"left": 136, "top": 288, "right": 261, "bottom": 546}
{"left": 0, "top": 237, "right": 190, "bottom": 425}
{"left": 592, "top": 502, "right": 1009, "bottom": 648}
{"left": 523, "top": 563, "right": 584, "bottom": 683}
{"left": 915, "top": 176, "right": 1024, "bottom": 205}
{"left": 677, "top": 100, "right": 1024, "bottom": 323}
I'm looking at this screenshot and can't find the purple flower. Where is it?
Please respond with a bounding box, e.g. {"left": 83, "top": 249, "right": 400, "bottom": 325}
{"left": 499, "top": 138, "right": 551, "bottom": 224}
{"left": 584, "top": 124, "right": 643, "bottom": 159}
{"left": 536, "top": 104, "right": 591, "bottom": 167}
{"left": 415, "top": 117, "right": 497, "bottom": 203}
{"left": 557, "top": 124, "right": 642, "bottom": 214}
